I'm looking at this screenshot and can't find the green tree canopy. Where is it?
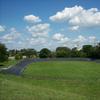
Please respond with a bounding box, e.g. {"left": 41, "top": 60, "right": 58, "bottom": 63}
{"left": 20, "top": 49, "right": 37, "bottom": 58}
{"left": 82, "top": 45, "right": 93, "bottom": 58}
{"left": 39, "top": 48, "right": 51, "bottom": 58}
{"left": 56, "top": 47, "right": 71, "bottom": 57}
{"left": 0, "top": 43, "right": 8, "bottom": 62}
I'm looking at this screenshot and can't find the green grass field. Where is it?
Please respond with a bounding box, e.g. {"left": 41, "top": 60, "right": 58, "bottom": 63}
{"left": 0, "top": 60, "right": 18, "bottom": 68}
{"left": 0, "top": 61, "right": 100, "bottom": 100}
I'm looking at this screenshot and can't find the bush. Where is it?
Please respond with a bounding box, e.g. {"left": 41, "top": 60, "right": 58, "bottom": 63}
{"left": 15, "top": 53, "right": 22, "bottom": 60}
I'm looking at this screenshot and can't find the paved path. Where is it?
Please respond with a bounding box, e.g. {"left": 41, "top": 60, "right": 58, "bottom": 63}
{"left": 0, "top": 58, "right": 54, "bottom": 75}
{"left": 0, "top": 59, "right": 35, "bottom": 75}
{"left": 0, "top": 58, "right": 92, "bottom": 75}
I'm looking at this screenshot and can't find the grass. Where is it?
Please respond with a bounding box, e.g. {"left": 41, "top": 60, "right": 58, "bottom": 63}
{"left": 0, "top": 60, "right": 18, "bottom": 68}
{"left": 0, "top": 61, "right": 100, "bottom": 100}
{"left": 23, "top": 61, "right": 100, "bottom": 79}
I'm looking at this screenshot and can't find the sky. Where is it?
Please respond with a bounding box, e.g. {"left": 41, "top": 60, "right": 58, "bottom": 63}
{"left": 0, "top": 0, "right": 100, "bottom": 50}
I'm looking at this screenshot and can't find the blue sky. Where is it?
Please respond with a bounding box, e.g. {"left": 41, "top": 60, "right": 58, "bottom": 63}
{"left": 0, "top": 0, "right": 100, "bottom": 50}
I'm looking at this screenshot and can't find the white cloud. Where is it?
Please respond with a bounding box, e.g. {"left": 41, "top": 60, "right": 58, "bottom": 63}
{"left": 60, "top": 37, "right": 70, "bottom": 44}
{"left": 50, "top": 5, "right": 100, "bottom": 29}
{"left": 72, "top": 35, "right": 86, "bottom": 49}
{"left": 2, "top": 28, "right": 20, "bottom": 42}
{"left": 88, "top": 36, "right": 96, "bottom": 44}
{"left": 52, "top": 33, "right": 70, "bottom": 44}
{"left": 73, "top": 35, "right": 86, "bottom": 43}
{"left": 24, "top": 15, "right": 42, "bottom": 23}
{"left": 89, "top": 36, "right": 96, "bottom": 41}
{"left": 70, "top": 25, "right": 79, "bottom": 31}
{"left": 50, "top": 6, "right": 83, "bottom": 21}
{"left": 53, "top": 33, "right": 64, "bottom": 41}
{"left": 29, "top": 37, "right": 47, "bottom": 46}
{"left": 0, "top": 25, "right": 5, "bottom": 32}
{"left": 27, "top": 23, "right": 50, "bottom": 37}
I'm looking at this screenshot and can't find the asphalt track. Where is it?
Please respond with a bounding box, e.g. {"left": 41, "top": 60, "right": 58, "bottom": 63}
{"left": 0, "top": 58, "right": 53, "bottom": 75}
{"left": 0, "top": 58, "right": 98, "bottom": 76}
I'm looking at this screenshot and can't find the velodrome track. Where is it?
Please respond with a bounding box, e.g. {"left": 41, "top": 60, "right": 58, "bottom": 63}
{"left": 0, "top": 58, "right": 99, "bottom": 75}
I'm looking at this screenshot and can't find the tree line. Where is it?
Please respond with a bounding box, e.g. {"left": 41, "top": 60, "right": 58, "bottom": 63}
{"left": 0, "top": 42, "right": 100, "bottom": 62}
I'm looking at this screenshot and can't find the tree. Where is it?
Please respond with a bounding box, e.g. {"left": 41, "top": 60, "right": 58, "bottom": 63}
{"left": 82, "top": 45, "right": 93, "bottom": 58}
{"left": 0, "top": 43, "right": 8, "bottom": 62}
{"left": 21, "top": 49, "right": 37, "bottom": 58}
{"left": 78, "top": 50, "right": 87, "bottom": 58}
{"left": 92, "top": 43, "right": 100, "bottom": 59}
{"left": 71, "top": 47, "right": 80, "bottom": 57}
{"left": 56, "top": 47, "right": 71, "bottom": 58}
{"left": 39, "top": 48, "right": 51, "bottom": 58}
{"left": 15, "top": 53, "right": 22, "bottom": 60}
{"left": 51, "top": 51, "right": 56, "bottom": 58}
{"left": 8, "top": 49, "right": 19, "bottom": 56}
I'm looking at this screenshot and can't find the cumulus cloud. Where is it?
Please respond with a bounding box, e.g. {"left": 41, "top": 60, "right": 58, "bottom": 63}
{"left": 53, "top": 33, "right": 64, "bottom": 41}
{"left": 52, "top": 33, "right": 87, "bottom": 48}
{"left": 2, "top": 28, "right": 20, "bottom": 42}
{"left": 88, "top": 36, "right": 96, "bottom": 44}
{"left": 28, "top": 37, "right": 47, "bottom": 46}
{"left": 70, "top": 25, "right": 79, "bottom": 31}
{"left": 73, "top": 35, "right": 86, "bottom": 43}
{"left": 0, "top": 25, "right": 5, "bottom": 32}
{"left": 52, "top": 33, "right": 70, "bottom": 44}
{"left": 27, "top": 23, "right": 50, "bottom": 37}
{"left": 24, "top": 15, "right": 42, "bottom": 23}
{"left": 50, "top": 5, "right": 100, "bottom": 29}
{"left": 72, "top": 35, "right": 86, "bottom": 49}
{"left": 52, "top": 34, "right": 97, "bottom": 49}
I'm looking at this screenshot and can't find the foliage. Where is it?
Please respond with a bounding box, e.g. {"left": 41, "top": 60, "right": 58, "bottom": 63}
{"left": 8, "top": 49, "right": 19, "bottom": 56}
{"left": 0, "top": 43, "right": 8, "bottom": 62}
{"left": 9, "top": 49, "right": 37, "bottom": 58}
{"left": 39, "top": 48, "right": 51, "bottom": 58}
{"left": 82, "top": 45, "right": 93, "bottom": 57}
{"left": 81, "top": 44, "right": 100, "bottom": 59}
{"left": 15, "top": 53, "right": 22, "bottom": 60}
{"left": 71, "top": 47, "right": 80, "bottom": 57}
{"left": 2, "top": 42, "right": 100, "bottom": 59}
{"left": 56, "top": 47, "right": 71, "bottom": 57}
{"left": 22, "top": 49, "right": 37, "bottom": 58}
{"left": 0, "top": 60, "right": 18, "bottom": 68}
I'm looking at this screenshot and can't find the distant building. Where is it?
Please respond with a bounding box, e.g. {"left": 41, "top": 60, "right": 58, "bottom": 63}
{"left": 8, "top": 56, "right": 15, "bottom": 60}
{"left": 23, "top": 56, "right": 27, "bottom": 59}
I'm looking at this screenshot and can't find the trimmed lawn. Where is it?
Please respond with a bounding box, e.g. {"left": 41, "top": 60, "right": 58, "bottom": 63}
{"left": 23, "top": 61, "right": 100, "bottom": 79}
{"left": 0, "top": 61, "right": 100, "bottom": 100}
